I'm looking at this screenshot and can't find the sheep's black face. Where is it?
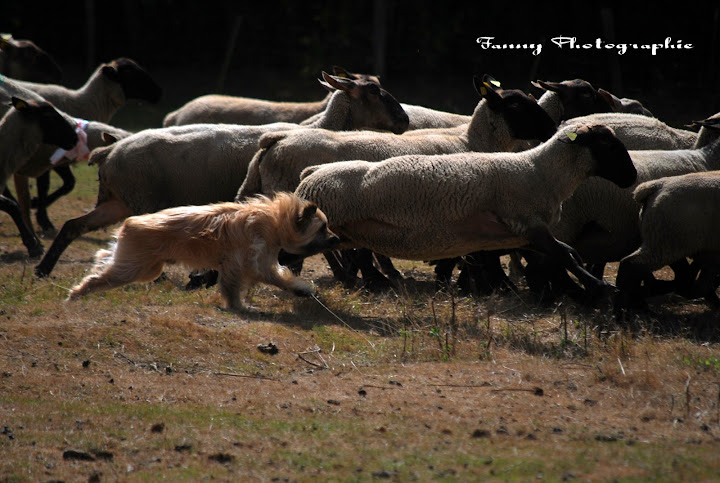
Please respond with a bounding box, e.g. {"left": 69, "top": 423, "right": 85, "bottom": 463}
{"left": 14, "top": 98, "right": 78, "bottom": 150}
{"left": 536, "top": 79, "right": 611, "bottom": 121}
{"left": 2, "top": 39, "right": 63, "bottom": 83}
{"left": 581, "top": 126, "right": 637, "bottom": 188}
{"left": 359, "top": 82, "right": 410, "bottom": 134}
{"left": 102, "top": 58, "right": 162, "bottom": 103}
{"left": 496, "top": 90, "right": 556, "bottom": 141}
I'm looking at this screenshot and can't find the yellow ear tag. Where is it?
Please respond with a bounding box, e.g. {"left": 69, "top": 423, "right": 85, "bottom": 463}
{"left": 490, "top": 80, "right": 501, "bottom": 87}
{"left": 566, "top": 132, "right": 578, "bottom": 141}
{"left": 480, "top": 86, "right": 488, "bottom": 96}
{"left": 14, "top": 99, "right": 29, "bottom": 110}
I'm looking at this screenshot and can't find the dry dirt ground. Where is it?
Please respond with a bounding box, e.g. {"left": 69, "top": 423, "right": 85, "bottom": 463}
{"left": 1, "top": 165, "right": 720, "bottom": 482}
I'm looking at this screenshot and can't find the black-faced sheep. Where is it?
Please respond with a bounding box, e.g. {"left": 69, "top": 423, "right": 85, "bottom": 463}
{"left": 33, "top": 72, "right": 410, "bottom": 278}
{"left": 295, "top": 123, "right": 637, "bottom": 298}
{"left": 522, "top": 114, "right": 720, "bottom": 303}
{"left": 5, "top": 58, "right": 162, "bottom": 232}
{"left": 615, "top": 171, "right": 720, "bottom": 309}
{"left": 0, "top": 97, "right": 78, "bottom": 257}
{"left": 237, "top": 75, "right": 556, "bottom": 201}
{"left": 0, "top": 34, "right": 62, "bottom": 83}
{"left": 162, "top": 66, "right": 381, "bottom": 126}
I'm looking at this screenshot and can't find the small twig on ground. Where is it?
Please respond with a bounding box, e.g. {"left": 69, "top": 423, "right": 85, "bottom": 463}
{"left": 213, "top": 372, "right": 279, "bottom": 381}
{"left": 490, "top": 386, "right": 544, "bottom": 396}
{"left": 427, "top": 383, "right": 489, "bottom": 388}
{"left": 298, "top": 352, "right": 329, "bottom": 369}
{"left": 685, "top": 374, "right": 692, "bottom": 419}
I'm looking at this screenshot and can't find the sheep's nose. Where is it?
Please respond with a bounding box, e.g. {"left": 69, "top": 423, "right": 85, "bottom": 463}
{"left": 328, "top": 234, "right": 341, "bottom": 246}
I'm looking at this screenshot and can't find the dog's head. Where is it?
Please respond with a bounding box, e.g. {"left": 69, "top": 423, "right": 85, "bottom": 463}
{"left": 282, "top": 201, "right": 340, "bottom": 258}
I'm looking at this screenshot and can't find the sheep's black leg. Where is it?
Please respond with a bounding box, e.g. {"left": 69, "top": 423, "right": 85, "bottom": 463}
{"left": 185, "top": 269, "right": 219, "bottom": 290}
{"left": 520, "top": 249, "right": 586, "bottom": 304}
{"left": 433, "top": 258, "right": 458, "bottom": 292}
{"left": 34, "top": 167, "right": 76, "bottom": 232}
{"left": 354, "top": 248, "right": 393, "bottom": 292}
{"left": 460, "top": 251, "right": 518, "bottom": 295}
{"left": 524, "top": 225, "right": 614, "bottom": 301}
{"left": 614, "top": 256, "right": 651, "bottom": 311}
{"left": 323, "top": 249, "right": 360, "bottom": 288}
{"left": 375, "top": 254, "right": 402, "bottom": 280}
{"left": 696, "top": 263, "right": 720, "bottom": 307}
{"left": 3, "top": 188, "right": 17, "bottom": 203}
{"left": 35, "top": 198, "right": 131, "bottom": 278}
{"left": 0, "top": 194, "right": 43, "bottom": 258}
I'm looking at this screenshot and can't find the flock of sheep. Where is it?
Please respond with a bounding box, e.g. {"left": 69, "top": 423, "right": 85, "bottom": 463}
{"left": 2, "top": 34, "right": 719, "bottom": 314}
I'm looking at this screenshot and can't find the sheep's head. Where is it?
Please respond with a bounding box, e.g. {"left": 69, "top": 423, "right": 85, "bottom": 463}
{"left": 688, "top": 113, "right": 720, "bottom": 148}
{"left": 597, "top": 89, "right": 653, "bottom": 117}
{"left": 566, "top": 123, "right": 637, "bottom": 188}
{"left": 319, "top": 71, "right": 409, "bottom": 134}
{"left": 532, "top": 79, "right": 611, "bottom": 121}
{"left": 474, "top": 75, "right": 556, "bottom": 142}
{"left": 101, "top": 57, "right": 162, "bottom": 104}
{"left": 11, "top": 96, "right": 77, "bottom": 149}
{"left": 332, "top": 65, "right": 381, "bottom": 87}
{"left": 0, "top": 35, "right": 62, "bottom": 83}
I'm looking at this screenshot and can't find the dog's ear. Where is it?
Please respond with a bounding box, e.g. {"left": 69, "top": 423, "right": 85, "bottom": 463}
{"left": 297, "top": 204, "right": 318, "bottom": 230}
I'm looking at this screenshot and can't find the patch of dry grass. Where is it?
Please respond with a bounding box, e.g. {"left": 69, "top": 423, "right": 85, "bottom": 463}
{"left": 1, "top": 164, "right": 720, "bottom": 481}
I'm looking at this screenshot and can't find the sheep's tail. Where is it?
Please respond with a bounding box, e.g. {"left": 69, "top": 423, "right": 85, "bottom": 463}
{"left": 633, "top": 179, "right": 664, "bottom": 205}
{"left": 299, "top": 164, "right": 323, "bottom": 180}
{"left": 87, "top": 144, "right": 114, "bottom": 167}
{"left": 633, "top": 179, "right": 664, "bottom": 220}
{"left": 258, "top": 131, "right": 288, "bottom": 150}
{"left": 235, "top": 149, "right": 266, "bottom": 201}
{"left": 235, "top": 132, "right": 289, "bottom": 202}
{"left": 162, "top": 110, "right": 178, "bottom": 127}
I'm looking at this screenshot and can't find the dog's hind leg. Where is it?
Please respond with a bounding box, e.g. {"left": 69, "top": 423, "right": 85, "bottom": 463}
{"left": 68, "top": 260, "right": 165, "bottom": 300}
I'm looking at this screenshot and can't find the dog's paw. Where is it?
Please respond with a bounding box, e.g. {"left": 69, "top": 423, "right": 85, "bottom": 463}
{"left": 293, "top": 284, "right": 315, "bottom": 298}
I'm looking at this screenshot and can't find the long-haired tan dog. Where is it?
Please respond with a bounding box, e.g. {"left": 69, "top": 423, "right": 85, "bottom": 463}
{"left": 68, "top": 193, "right": 340, "bottom": 311}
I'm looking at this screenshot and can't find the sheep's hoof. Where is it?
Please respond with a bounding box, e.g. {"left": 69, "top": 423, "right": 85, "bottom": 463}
{"left": 27, "top": 243, "right": 44, "bottom": 260}
{"left": 361, "top": 275, "right": 395, "bottom": 293}
{"left": 34, "top": 265, "right": 49, "bottom": 279}
{"left": 185, "top": 270, "right": 218, "bottom": 290}
{"left": 36, "top": 213, "right": 56, "bottom": 233}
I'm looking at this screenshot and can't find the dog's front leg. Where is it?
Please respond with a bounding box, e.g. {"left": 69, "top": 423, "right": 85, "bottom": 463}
{"left": 262, "top": 261, "right": 314, "bottom": 298}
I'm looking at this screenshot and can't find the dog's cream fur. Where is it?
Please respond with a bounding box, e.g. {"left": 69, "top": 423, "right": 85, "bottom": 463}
{"left": 68, "top": 193, "right": 339, "bottom": 310}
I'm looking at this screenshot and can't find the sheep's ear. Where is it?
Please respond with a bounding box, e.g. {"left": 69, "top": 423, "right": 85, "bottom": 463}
{"left": 598, "top": 88, "right": 622, "bottom": 111}
{"left": 528, "top": 92, "right": 538, "bottom": 102}
{"left": 535, "top": 80, "right": 564, "bottom": 92}
{"left": 297, "top": 204, "right": 318, "bottom": 229}
{"left": 322, "top": 71, "right": 362, "bottom": 97}
{"left": 474, "top": 76, "right": 502, "bottom": 106}
{"left": 0, "top": 33, "right": 12, "bottom": 50}
{"left": 318, "top": 78, "right": 336, "bottom": 93}
{"left": 11, "top": 96, "right": 30, "bottom": 110}
{"left": 101, "top": 132, "right": 119, "bottom": 145}
{"left": 332, "top": 66, "right": 351, "bottom": 78}
{"left": 690, "top": 117, "right": 720, "bottom": 130}
{"left": 101, "top": 63, "right": 119, "bottom": 81}
{"left": 482, "top": 74, "right": 501, "bottom": 88}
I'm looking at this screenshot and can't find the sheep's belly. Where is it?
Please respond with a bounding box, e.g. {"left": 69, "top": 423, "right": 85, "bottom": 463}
{"left": 337, "top": 214, "right": 528, "bottom": 260}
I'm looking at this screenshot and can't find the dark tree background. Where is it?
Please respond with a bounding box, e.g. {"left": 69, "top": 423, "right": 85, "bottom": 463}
{"left": 2, "top": 1, "right": 719, "bottom": 128}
